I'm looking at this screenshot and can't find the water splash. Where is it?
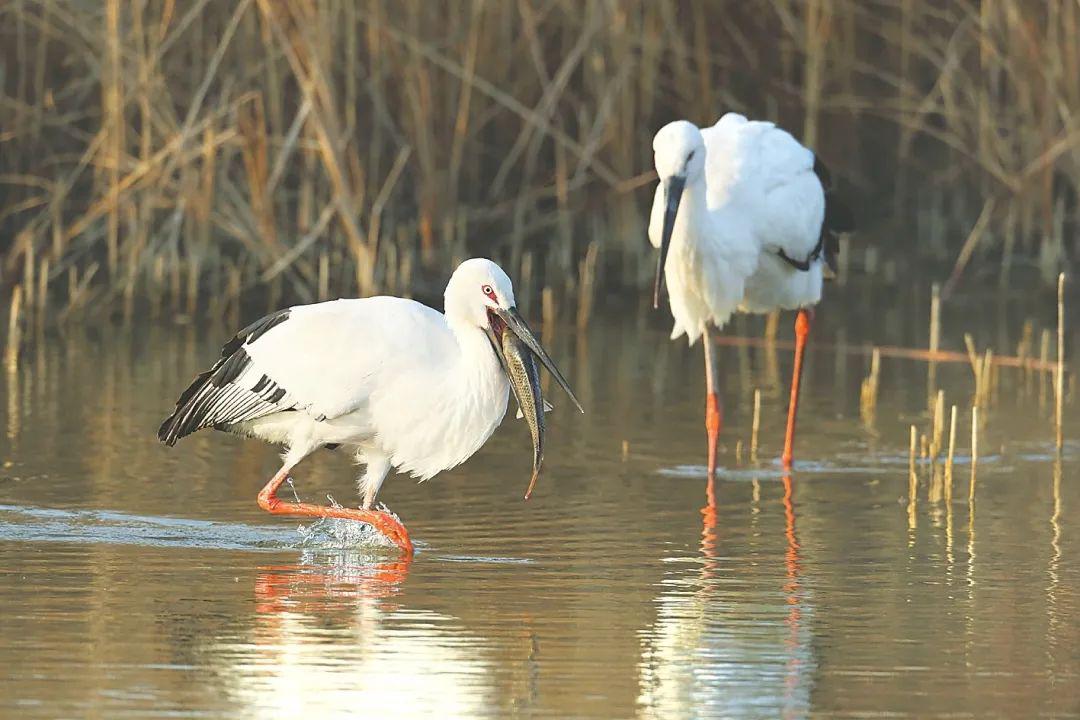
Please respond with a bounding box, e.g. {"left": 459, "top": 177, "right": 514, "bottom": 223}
{"left": 294, "top": 494, "right": 403, "bottom": 552}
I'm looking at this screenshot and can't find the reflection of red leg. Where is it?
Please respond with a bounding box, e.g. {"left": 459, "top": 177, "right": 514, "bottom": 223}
{"left": 782, "top": 309, "right": 812, "bottom": 469}
{"left": 700, "top": 499, "right": 718, "bottom": 569}
{"left": 257, "top": 466, "right": 414, "bottom": 554}
{"left": 254, "top": 560, "right": 412, "bottom": 619}
{"left": 781, "top": 474, "right": 802, "bottom": 701}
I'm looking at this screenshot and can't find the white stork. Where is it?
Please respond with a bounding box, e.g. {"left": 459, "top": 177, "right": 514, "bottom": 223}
{"left": 158, "top": 258, "right": 583, "bottom": 554}
{"left": 650, "top": 113, "right": 852, "bottom": 475}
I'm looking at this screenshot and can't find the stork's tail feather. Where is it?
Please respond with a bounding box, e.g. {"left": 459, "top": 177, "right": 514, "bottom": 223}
{"left": 157, "top": 368, "right": 216, "bottom": 446}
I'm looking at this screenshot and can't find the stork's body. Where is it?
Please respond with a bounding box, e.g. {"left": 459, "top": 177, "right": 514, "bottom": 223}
{"left": 159, "top": 259, "right": 581, "bottom": 553}
{"left": 650, "top": 113, "right": 851, "bottom": 475}
{"left": 706, "top": 112, "right": 852, "bottom": 468}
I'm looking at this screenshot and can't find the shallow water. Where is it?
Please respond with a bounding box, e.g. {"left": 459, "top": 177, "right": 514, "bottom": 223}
{"left": 1, "top": 290, "right": 1077, "bottom": 718}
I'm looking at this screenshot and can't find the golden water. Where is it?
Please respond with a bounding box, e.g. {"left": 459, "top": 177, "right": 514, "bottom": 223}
{"left": 1, "top": 299, "right": 1076, "bottom": 718}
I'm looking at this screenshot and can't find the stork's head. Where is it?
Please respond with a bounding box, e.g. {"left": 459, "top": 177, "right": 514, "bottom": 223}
{"left": 444, "top": 258, "right": 583, "bottom": 499}
{"left": 650, "top": 121, "right": 706, "bottom": 308}
{"left": 653, "top": 120, "right": 706, "bottom": 185}
{"left": 444, "top": 258, "right": 517, "bottom": 328}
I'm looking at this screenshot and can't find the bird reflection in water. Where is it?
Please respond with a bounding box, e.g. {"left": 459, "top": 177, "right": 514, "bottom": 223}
{"left": 780, "top": 474, "right": 804, "bottom": 713}
{"left": 699, "top": 470, "right": 720, "bottom": 569}
{"left": 231, "top": 553, "right": 498, "bottom": 718}
{"left": 696, "top": 472, "right": 806, "bottom": 718}
{"left": 254, "top": 552, "right": 413, "bottom": 618}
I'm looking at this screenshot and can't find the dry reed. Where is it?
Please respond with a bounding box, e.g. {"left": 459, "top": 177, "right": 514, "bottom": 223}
{"left": 908, "top": 423, "right": 918, "bottom": 528}
{"left": 930, "top": 389, "right": 945, "bottom": 462}
{"left": 0, "top": 2, "right": 1077, "bottom": 320}
{"left": 928, "top": 282, "right": 940, "bottom": 397}
{"left": 1056, "top": 273, "right": 1065, "bottom": 450}
{"left": 750, "top": 388, "right": 761, "bottom": 462}
{"left": 908, "top": 424, "right": 917, "bottom": 483}
{"left": 969, "top": 406, "right": 979, "bottom": 503}
{"left": 859, "top": 347, "right": 881, "bottom": 424}
{"left": 4, "top": 285, "right": 23, "bottom": 370}
{"left": 945, "top": 404, "right": 958, "bottom": 491}
{"left": 1040, "top": 330, "right": 1052, "bottom": 407}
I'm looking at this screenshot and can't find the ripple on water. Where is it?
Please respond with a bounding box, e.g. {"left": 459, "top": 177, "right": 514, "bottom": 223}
{"left": 656, "top": 449, "right": 1010, "bottom": 481}
{"left": 0, "top": 503, "right": 400, "bottom": 554}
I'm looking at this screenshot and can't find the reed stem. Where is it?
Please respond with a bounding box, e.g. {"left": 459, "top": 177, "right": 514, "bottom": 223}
{"left": 909, "top": 423, "right": 918, "bottom": 526}
{"left": 928, "top": 282, "right": 940, "bottom": 397}
{"left": 945, "top": 405, "right": 958, "bottom": 489}
{"left": 1056, "top": 273, "right": 1065, "bottom": 450}
{"left": 5, "top": 286, "right": 24, "bottom": 371}
{"left": 969, "top": 406, "right": 978, "bottom": 503}
{"left": 750, "top": 388, "right": 761, "bottom": 462}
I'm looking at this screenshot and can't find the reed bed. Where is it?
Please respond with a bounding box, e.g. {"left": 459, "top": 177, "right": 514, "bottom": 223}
{"left": 0, "top": 1, "right": 1077, "bottom": 326}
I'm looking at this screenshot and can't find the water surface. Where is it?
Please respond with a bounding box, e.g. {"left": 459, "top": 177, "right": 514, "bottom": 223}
{"left": 1, "top": 292, "right": 1077, "bottom": 718}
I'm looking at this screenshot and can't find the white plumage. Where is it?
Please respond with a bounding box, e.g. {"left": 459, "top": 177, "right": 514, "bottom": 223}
{"left": 240, "top": 296, "right": 509, "bottom": 483}
{"left": 704, "top": 112, "right": 827, "bottom": 313}
{"left": 647, "top": 120, "right": 759, "bottom": 345}
{"left": 159, "top": 258, "right": 581, "bottom": 551}
{"left": 648, "top": 113, "right": 828, "bottom": 337}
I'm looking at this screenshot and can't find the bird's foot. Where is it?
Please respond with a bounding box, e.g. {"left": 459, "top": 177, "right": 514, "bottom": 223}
{"left": 258, "top": 487, "right": 413, "bottom": 554}
{"left": 353, "top": 506, "right": 413, "bottom": 555}
{"left": 314, "top": 504, "right": 413, "bottom": 554}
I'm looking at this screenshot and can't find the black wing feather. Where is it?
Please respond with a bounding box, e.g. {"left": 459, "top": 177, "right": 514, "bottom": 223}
{"left": 157, "top": 309, "right": 294, "bottom": 446}
{"left": 813, "top": 156, "right": 856, "bottom": 273}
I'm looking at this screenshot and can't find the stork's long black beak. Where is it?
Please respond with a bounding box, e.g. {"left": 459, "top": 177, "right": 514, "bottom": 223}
{"left": 653, "top": 175, "right": 685, "bottom": 309}
{"left": 493, "top": 307, "right": 583, "bottom": 414}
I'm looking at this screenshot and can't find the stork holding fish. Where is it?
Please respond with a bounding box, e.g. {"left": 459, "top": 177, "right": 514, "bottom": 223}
{"left": 158, "top": 258, "right": 582, "bottom": 554}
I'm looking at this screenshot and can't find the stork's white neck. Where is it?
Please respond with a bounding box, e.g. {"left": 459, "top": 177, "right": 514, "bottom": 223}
{"left": 670, "top": 176, "right": 713, "bottom": 249}
{"left": 445, "top": 316, "right": 509, "bottom": 409}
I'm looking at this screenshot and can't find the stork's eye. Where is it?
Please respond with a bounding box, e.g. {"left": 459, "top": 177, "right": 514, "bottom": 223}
{"left": 482, "top": 284, "right": 497, "bottom": 301}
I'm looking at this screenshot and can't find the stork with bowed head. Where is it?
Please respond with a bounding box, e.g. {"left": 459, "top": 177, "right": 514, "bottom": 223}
{"left": 158, "top": 258, "right": 583, "bottom": 554}
{"left": 649, "top": 120, "right": 760, "bottom": 480}
{"left": 650, "top": 114, "right": 853, "bottom": 475}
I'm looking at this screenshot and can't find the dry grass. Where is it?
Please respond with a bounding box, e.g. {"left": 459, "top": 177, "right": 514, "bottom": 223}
{"left": 0, "top": 0, "right": 1077, "bottom": 323}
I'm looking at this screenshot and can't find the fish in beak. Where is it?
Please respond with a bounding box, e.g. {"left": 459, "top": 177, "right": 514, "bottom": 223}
{"left": 653, "top": 174, "right": 685, "bottom": 309}
{"left": 485, "top": 307, "right": 583, "bottom": 500}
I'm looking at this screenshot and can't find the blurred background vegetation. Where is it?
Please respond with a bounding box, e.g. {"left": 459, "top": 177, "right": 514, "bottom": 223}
{"left": 0, "top": 0, "right": 1077, "bottom": 325}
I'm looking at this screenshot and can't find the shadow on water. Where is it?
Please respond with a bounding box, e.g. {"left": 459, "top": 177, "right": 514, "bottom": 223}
{"left": 1, "top": 282, "right": 1078, "bottom": 718}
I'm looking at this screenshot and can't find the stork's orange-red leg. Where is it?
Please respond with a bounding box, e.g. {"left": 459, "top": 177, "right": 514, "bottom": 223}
{"left": 781, "top": 309, "right": 812, "bottom": 469}
{"left": 703, "top": 325, "right": 722, "bottom": 485}
{"left": 257, "top": 467, "right": 414, "bottom": 554}
{"left": 706, "top": 394, "right": 721, "bottom": 480}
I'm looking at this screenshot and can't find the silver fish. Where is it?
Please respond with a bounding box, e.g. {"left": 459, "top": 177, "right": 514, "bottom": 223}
{"left": 501, "top": 329, "right": 545, "bottom": 499}
{"left": 483, "top": 306, "right": 583, "bottom": 500}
